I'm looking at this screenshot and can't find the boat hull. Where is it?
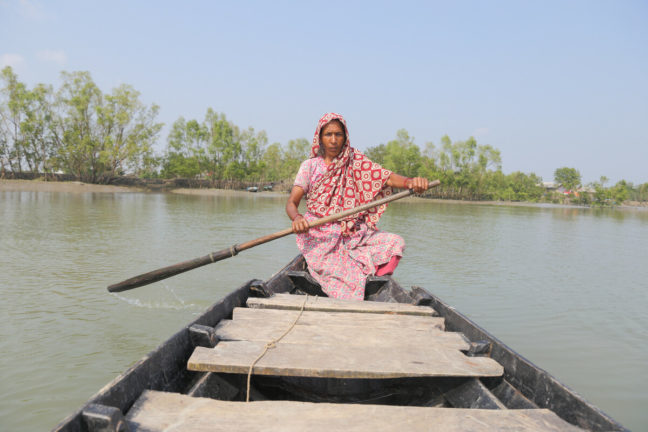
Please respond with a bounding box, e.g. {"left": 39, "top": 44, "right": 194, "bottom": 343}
{"left": 52, "top": 256, "right": 627, "bottom": 431}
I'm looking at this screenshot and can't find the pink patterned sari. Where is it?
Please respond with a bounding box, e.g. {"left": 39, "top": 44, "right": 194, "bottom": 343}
{"left": 293, "top": 113, "right": 405, "bottom": 300}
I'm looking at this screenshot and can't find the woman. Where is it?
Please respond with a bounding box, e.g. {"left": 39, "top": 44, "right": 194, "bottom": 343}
{"left": 285, "top": 113, "right": 429, "bottom": 300}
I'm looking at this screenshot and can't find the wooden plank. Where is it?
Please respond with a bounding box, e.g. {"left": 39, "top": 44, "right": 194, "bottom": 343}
{"left": 215, "top": 319, "right": 469, "bottom": 351}
{"left": 231, "top": 307, "right": 446, "bottom": 330}
{"left": 126, "top": 390, "right": 585, "bottom": 431}
{"left": 247, "top": 293, "right": 437, "bottom": 316}
{"left": 187, "top": 341, "right": 503, "bottom": 378}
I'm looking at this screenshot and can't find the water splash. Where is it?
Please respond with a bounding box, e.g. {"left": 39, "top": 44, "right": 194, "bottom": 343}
{"left": 110, "top": 284, "right": 196, "bottom": 310}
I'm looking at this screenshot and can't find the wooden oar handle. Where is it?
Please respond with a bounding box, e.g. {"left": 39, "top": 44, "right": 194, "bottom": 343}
{"left": 107, "top": 179, "right": 440, "bottom": 292}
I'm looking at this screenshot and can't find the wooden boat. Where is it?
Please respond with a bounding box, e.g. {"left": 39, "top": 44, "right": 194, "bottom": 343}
{"left": 53, "top": 255, "right": 628, "bottom": 431}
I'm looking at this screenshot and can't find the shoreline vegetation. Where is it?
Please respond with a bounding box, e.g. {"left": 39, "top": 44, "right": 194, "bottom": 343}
{"left": 2, "top": 178, "right": 646, "bottom": 210}
{"left": 2, "top": 66, "right": 647, "bottom": 207}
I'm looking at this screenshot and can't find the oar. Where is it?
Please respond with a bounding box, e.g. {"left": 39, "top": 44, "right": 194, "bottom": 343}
{"left": 108, "top": 179, "right": 440, "bottom": 292}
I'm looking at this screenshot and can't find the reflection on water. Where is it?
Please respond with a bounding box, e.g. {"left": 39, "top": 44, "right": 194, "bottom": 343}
{"left": 1, "top": 191, "right": 646, "bottom": 430}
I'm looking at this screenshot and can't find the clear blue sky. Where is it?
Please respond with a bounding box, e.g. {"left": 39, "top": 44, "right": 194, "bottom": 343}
{"left": 2, "top": 0, "right": 647, "bottom": 184}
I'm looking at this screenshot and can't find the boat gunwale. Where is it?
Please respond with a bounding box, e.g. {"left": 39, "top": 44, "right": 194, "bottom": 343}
{"left": 420, "top": 286, "right": 628, "bottom": 432}
{"left": 51, "top": 255, "right": 305, "bottom": 431}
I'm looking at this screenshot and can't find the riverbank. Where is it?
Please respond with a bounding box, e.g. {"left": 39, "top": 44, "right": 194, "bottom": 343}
{"left": 2, "top": 179, "right": 646, "bottom": 209}
{"left": 0, "top": 179, "right": 145, "bottom": 193}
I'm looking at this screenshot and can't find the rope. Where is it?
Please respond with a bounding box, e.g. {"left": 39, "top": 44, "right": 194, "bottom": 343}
{"left": 246, "top": 294, "right": 309, "bottom": 402}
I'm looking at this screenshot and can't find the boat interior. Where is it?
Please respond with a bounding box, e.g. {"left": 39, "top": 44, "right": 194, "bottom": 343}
{"left": 56, "top": 256, "right": 627, "bottom": 432}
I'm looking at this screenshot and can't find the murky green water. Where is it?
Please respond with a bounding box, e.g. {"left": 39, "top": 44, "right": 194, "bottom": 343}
{"left": 1, "top": 190, "right": 646, "bottom": 430}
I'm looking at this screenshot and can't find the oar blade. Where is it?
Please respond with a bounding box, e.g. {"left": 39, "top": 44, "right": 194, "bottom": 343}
{"left": 107, "top": 248, "right": 235, "bottom": 292}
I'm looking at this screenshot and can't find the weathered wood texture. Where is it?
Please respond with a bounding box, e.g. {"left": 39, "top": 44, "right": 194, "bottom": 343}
{"left": 247, "top": 293, "right": 437, "bottom": 316}
{"left": 421, "top": 286, "right": 629, "bottom": 432}
{"left": 188, "top": 340, "right": 503, "bottom": 378}
{"left": 231, "top": 307, "right": 446, "bottom": 330}
{"left": 215, "top": 319, "right": 469, "bottom": 350}
{"left": 189, "top": 296, "right": 501, "bottom": 379}
{"left": 52, "top": 280, "right": 257, "bottom": 432}
{"left": 126, "top": 390, "right": 585, "bottom": 432}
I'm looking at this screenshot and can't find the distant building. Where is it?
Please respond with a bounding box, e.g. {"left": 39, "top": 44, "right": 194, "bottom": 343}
{"left": 540, "top": 181, "right": 560, "bottom": 190}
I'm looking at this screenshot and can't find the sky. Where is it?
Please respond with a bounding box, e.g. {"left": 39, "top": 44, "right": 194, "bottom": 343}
{"left": 1, "top": 0, "right": 647, "bottom": 184}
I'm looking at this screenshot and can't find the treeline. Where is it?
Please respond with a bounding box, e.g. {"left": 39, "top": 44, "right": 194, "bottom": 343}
{"left": 364, "top": 130, "right": 545, "bottom": 201}
{"left": 0, "top": 67, "right": 161, "bottom": 183}
{"left": 161, "top": 110, "right": 311, "bottom": 182}
{"left": 2, "top": 67, "right": 646, "bottom": 203}
{"left": 554, "top": 167, "right": 648, "bottom": 205}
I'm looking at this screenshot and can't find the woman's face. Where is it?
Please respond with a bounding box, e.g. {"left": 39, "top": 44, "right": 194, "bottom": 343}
{"left": 320, "top": 120, "right": 346, "bottom": 160}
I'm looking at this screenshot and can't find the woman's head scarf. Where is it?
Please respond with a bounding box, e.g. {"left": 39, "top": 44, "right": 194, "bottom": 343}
{"left": 307, "top": 113, "right": 393, "bottom": 235}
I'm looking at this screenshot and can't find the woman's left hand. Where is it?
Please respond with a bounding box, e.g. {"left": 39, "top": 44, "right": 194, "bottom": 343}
{"left": 406, "top": 177, "right": 429, "bottom": 194}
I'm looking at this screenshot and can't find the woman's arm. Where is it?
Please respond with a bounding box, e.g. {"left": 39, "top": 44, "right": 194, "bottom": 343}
{"left": 387, "top": 173, "right": 429, "bottom": 193}
{"left": 286, "top": 186, "right": 310, "bottom": 233}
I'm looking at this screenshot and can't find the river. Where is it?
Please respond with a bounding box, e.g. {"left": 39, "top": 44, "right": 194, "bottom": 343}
{"left": 0, "top": 189, "right": 646, "bottom": 430}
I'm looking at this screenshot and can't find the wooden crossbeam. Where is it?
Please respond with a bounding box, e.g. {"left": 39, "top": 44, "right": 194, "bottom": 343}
{"left": 231, "top": 307, "right": 445, "bottom": 330}
{"left": 247, "top": 293, "right": 437, "bottom": 316}
{"left": 215, "top": 319, "right": 469, "bottom": 350}
{"left": 188, "top": 340, "right": 503, "bottom": 378}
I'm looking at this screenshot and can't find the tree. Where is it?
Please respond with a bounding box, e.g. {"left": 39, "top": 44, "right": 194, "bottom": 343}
{"left": 382, "top": 129, "right": 421, "bottom": 177}
{"left": 554, "top": 167, "right": 581, "bottom": 191}
{"left": 161, "top": 117, "right": 201, "bottom": 178}
{"left": 611, "top": 180, "right": 629, "bottom": 204}
{"left": 50, "top": 71, "right": 161, "bottom": 182}
{"left": 0, "top": 66, "right": 52, "bottom": 173}
{"left": 281, "top": 138, "right": 310, "bottom": 179}
{"left": 364, "top": 143, "right": 386, "bottom": 165}
{"left": 261, "top": 142, "right": 283, "bottom": 181}
{"left": 204, "top": 109, "right": 239, "bottom": 181}
{"left": 240, "top": 127, "right": 268, "bottom": 180}
{"left": 50, "top": 71, "right": 104, "bottom": 181}
{"left": 98, "top": 84, "right": 162, "bottom": 177}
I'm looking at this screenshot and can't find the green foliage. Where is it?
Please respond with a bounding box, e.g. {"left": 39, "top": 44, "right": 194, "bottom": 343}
{"left": 631, "top": 183, "right": 648, "bottom": 201}
{"left": 1, "top": 67, "right": 162, "bottom": 182}
{"left": 364, "top": 131, "right": 511, "bottom": 201}
{"left": 382, "top": 129, "right": 421, "bottom": 177}
{"left": 590, "top": 178, "right": 630, "bottom": 206}
{"left": 364, "top": 144, "right": 386, "bottom": 166}
{"left": 161, "top": 110, "right": 275, "bottom": 182}
{"left": 0, "top": 66, "right": 56, "bottom": 173}
{"left": 611, "top": 180, "right": 629, "bottom": 204}
{"left": 2, "top": 66, "right": 646, "bottom": 201}
{"left": 554, "top": 167, "right": 581, "bottom": 191}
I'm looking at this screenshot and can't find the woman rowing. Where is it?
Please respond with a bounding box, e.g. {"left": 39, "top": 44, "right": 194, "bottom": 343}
{"left": 286, "top": 113, "right": 429, "bottom": 300}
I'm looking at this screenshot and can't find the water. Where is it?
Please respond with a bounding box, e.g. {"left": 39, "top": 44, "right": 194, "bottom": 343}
{"left": 1, "top": 190, "right": 646, "bottom": 430}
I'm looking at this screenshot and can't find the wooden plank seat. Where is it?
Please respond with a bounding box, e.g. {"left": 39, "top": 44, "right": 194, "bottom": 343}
{"left": 247, "top": 293, "right": 437, "bottom": 316}
{"left": 188, "top": 339, "right": 502, "bottom": 378}
{"left": 126, "top": 390, "right": 585, "bottom": 432}
{"left": 215, "top": 318, "right": 470, "bottom": 350}
{"left": 188, "top": 295, "right": 502, "bottom": 380}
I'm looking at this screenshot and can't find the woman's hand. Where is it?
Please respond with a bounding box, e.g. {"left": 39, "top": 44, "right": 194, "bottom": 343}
{"left": 387, "top": 174, "right": 429, "bottom": 193}
{"left": 286, "top": 186, "right": 309, "bottom": 232}
{"left": 292, "top": 214, "right": 310, "bottom": 233}
{"left": 406, "top": 177, "right": 429, "bottom": 194}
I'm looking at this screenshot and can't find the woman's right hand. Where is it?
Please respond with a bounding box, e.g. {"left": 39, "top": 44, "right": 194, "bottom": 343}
{"left": 292, "top": 214, "right": 310, "bottom": 233}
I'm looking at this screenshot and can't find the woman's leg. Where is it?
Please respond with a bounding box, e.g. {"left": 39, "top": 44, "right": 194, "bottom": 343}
{"left": 376, "top": 255, "right": 401, "bottom": 276}
{"left": 351, "top": 229, "right": 405, "bottom": 276}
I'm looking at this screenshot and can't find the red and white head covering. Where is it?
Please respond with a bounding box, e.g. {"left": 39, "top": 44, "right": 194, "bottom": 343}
{"left": 307, "top": 113, "right": 393, "bottom": 235}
